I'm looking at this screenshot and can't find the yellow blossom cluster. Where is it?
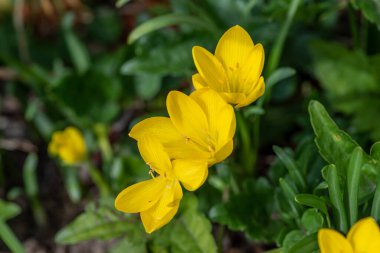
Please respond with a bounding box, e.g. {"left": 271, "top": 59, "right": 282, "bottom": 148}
{"left": 115, "top": 25, "right": 265, "bottom": 233}
{"left": 48, "top": 127, "right": 87, "bottom": 165}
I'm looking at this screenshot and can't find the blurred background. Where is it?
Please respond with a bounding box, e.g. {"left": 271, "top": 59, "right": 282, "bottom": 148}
{"left": 1, "top": 0, "right": 380, "bottom": 252}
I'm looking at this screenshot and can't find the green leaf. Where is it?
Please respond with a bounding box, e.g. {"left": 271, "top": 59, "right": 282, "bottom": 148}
{"left": 308, "top": 100, "right": 360, "bottom": 173}
{"left": 52, "top": 70, "right": 121, "bottom": 125}
{"left": 273, "top": 146, "right": 307, "bottom": 192}
{"left": 370, "top": 142, "right": 380, "bottom": 161}
{"left": 326, "top": 164, "right": 348, "bottom": 233}
{"left": 266, "top": 67, "right": 296, "bottom": 89}
{"left": 23, "top": 153, "right": 46, "bottom": 226}
{"left": 109, "top": 237, "right": 146, "bottom": 253}
{"left": 62, "top": 13, "right": 90, "bottom": 73}
{"left": 0, "top": 199, "right": 21, "bottom": 220}
{"left": 301, "top": 209, "right": 324, "bottom": 233}
{"left": 371, "top": 180, "right": 380, "bottom": 221}
{"left": 55, "top": 203, "right": 137, "bottom": 244}
{"left": 288, "top": 232, "right": 318, "bottom": 253}
{"left": 134, "top": 73, "right": 162, "bottom": 100}
{"left": 0, "top": 219, "right": 25, "bottom": 253}
{"left": 209, "top": 178, "right": 281, "bottom": 241}
{"left": 279, "top": 178, "right": 301, "bottom": 217}
{"left": 62, "top": 166, "right": 81, "bottom": 203}
{"left": 350, "top": 0, "right": 380, "bottom": 30}
{"left": 295, "top": 194, "right": 328, "bottom": 218}
{"left": 127, "top": 14, "right": 216, "bottom": 44}
{"left": 121, "top": 39, "right": 194, "bottom": 76}
{"left": 22, "top": 153, "right": 38, "bottom": 197}
{"left": 170, "top": 209, "right": 217, "bottom": 253}
{"left": 282, "top": 230, "right": 304, "bottom": 252}
{"left": 347, "top": 147, "right": 363, "bottom": 226}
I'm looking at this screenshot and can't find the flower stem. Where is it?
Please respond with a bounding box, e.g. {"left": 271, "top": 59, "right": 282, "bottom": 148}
{"left": 86, "top": 162, "right": 111, "bottom": 198}
{"left": 94, "top": 124, "right": 113, "bottom": 164}
{"left": 252, "top": 0, "right": 302, "bottom": 170}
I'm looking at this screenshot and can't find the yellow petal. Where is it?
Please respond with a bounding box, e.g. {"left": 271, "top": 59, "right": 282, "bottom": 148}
{"left": 141, "top": 200, "right": 179, "bottom": 233}
{"left": 318, "top": 229, "right": 354, "bottom": 253}
{"left": 192, "top": 73, "right": 208, "bottom": 90}
{"left": 173, "top": 159, "right": 208, "bottom": 191}
{"left": 140, "top": 180, "right": 182, "bottom": 233}
{"left": 165, "top": 139, "right": 210, "bottom": 161}
{"left": 166, "top": 91, "right": 209, "bottom": 148}
{"left": 190, "top": 89, "right": 236, "bottom": 150}
{"left": 114, "top": 177, "right": 165, "bottom": 213}
{"left": 129, "top": 116, "right": 210, "bottom": 161}
{"left": 137, "top": 136, "right": 172, "bottom": 175}
{"left": 213, "top": 139, "right": 234, "bottom": 165}
{"left": 239, "top": 44, "right": 265, "bottom": 93}
{"left": 192, "top": 46, "right": 229, "bottom": 92}
{"left": 129, "top": 117, "right": 183, "bottom": 145}
{"left": 65, "top": 127, "right": 86, "bottom": 157}
{"left": 48, "top": 132, "right": 63, "bottom": 154}
{"left": 58, "top": 147, "right": 79, "bottom": 165}
{"left": 347, "top": 217, "right": 380, "bottom": 253}
{"left": 236, "top": 77, "right": 265, "bottom": 108}
{"left": 145, "top": 180, "right": 182, "bottom": 219}
{"left": 215, "top": 25, "right": 254, "bottom": 71}
{"left": 220, "top": 92, "right": 246, "bottom": 105}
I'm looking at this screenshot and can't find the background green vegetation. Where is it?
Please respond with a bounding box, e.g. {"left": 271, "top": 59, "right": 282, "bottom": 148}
{"left": 1, "top": 0, "right": 380, "bottom": 252}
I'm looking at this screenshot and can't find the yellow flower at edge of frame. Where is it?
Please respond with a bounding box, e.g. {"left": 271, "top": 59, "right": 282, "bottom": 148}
{"left": 129, "top": 88, "right": 236, "bottom": 166}
{"left": 115, "top": 137, "right": 208, "bottom": 233}
{"left": 318, "top": 217, "right": 380, "bottom": 253}
{"left": 192, "top": 25, "right": 265, "bottom": 108}
{"left": 48, "top": 127, "right": 87, "bottom": 165}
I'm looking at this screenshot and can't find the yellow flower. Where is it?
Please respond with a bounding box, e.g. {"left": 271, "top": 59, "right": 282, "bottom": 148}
{"left": 115, "top": 137, "right": 208, "bottom": 233}
{"left": 48, "top": 127, "right": 87, "bottom": 165}
{"left": 129, "top": 88, "right": 236, "bottom": 166}
{"left": 192, "top": 25, "right": 265, "bottom": 108}
{"left": 318, "top": 217, "right": 380, "bottom": 253}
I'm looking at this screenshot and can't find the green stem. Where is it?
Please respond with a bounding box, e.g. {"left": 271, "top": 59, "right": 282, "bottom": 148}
{"left": 236, "top": 111, "right": 255, "bottom": 174}
{"left": 0, "top": 219, "right": 25, "bottom": 253}
{"left": 266, "top": 0, "right": 302, "bottom": 75}
{"left": 252, "top": 0, "right": 302, "bottom": 170}
{"left": 94, "top": 124, "right": 113, "bottom": 164}
{"left": 86, "top": 163, "right": 111, "bottom": 198}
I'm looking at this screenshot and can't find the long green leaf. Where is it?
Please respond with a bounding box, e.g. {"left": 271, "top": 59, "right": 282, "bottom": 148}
{"left": 347, "top": 147, "right": 363, "bottom": 226}
{"left": 295, "top": 194, "right": 328, "bottom": 218}
{"left": 0, "top": 199, "right": 21, "bottom": 220}
{"left": 0, "top": 219, "right": 25, "bottom": 253}
{"left": 266, "top": 67, "right": 296, "bottom": 89}
{"left": 350, "top": 0, "right": 380, "bottom": 30}
{"left": 326, "top": 165, "right": 348, "bottom": 233}
{"left": 127, "top": 13, "right": 218, "bottom": 44}
{"left": 23, "top": 153, "right": 46, "bottom": 226}
{"left": 371, "top": 180, "right": 380, "bottom": 221}
{"left": 279, "top": 178, "right": 301, "bottom": 217}
{"left": 62, "top": 13, "right": 90, "bottom": 73}
{"left": 273, "top": 146, "right": 307, "bottom": 191}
